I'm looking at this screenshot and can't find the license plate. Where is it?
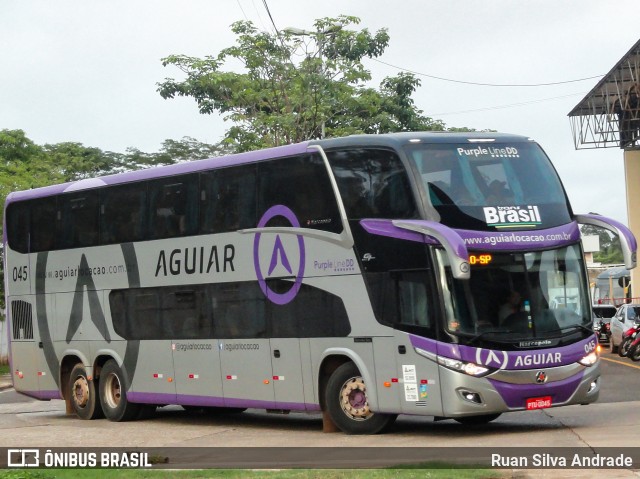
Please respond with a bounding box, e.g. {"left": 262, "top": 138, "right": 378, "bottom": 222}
{"left": 526, "top": 396, "right": 552, "bottom": 410}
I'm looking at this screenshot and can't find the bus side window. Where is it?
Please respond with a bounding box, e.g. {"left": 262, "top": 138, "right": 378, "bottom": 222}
{"left": 6, "top": 202, "right": 30, "bottom": 253}
{"left": 326, "top": 149, "right": 417, "bottom": 220}
{"left": 257, "top": 154, "right": 341, "bottom": 233}
{"left": 148, "top": 175, "right": 198, "bottom": 240}
{"left": 372, "top": 270, "right": 436, "bottom": 338}
{"left": 58, "top": 192, "right": 99, "bottom": 249}
{"left": 100, "top": 183, "right": 147, "bottom": 244}
{"left": 200, "top": 165, "right": 257, "bottom": 234}
{"left": 211, "top": 283, "right": 266, "bottom": 339}
{"left": 396, "top": 272, "right": 432, "bottom": 330}
{"left": 132, "top": 292, "right": 160, "bottom": 339}
{"left": 162, "top": 289, "right": 210, "bottom": 339}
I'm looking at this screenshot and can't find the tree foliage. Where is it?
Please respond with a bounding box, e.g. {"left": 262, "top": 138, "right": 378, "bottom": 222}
{"left": 158, "top": 16, "right": 451, "bottom": 152}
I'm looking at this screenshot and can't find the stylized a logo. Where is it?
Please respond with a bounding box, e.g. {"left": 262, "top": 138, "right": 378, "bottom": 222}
{"left": 66, "top": 254, "right": 110, "bottom": 343}
{"left": 268, "top": 235, "right": 293, "bottom": 276}
{"left": 253, "top": 205, "right": 306, "bottom": 305}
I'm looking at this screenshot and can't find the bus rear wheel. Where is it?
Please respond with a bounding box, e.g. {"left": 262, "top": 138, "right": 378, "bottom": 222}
{"left": 325, "top": 362, "right": 396, "bottom": 435}
{"left": 69, "top": 363, "right": 103, "bottom": 420}
{"left": 99, "top": 359, "right": 141, "bottom": 422}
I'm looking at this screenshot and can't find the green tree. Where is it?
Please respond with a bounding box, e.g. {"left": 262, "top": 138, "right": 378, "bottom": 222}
{"left": 123, "top": 136, "right": 229, "bottom": 170}
{"left": 158, "top": 16, "right": 450, "bottom": 153}
{"left": 0, "top": 129, "right": 53, "bottom": 200}
{"left": 42, "top": 142, "right": 120, "bottom": 181}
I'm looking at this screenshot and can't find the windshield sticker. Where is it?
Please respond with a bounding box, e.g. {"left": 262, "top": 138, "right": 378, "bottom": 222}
{"left": 457, "top": 146, "right": 520, "bottom": 159}
{"left": 483, "top": 206, "right": 541, "bottom": 228}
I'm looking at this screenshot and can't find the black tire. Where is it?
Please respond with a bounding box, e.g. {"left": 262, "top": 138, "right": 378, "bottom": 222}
{"left": 610, "top": 336, "right": 619, "bottom": 354}
{"left": 454, "top": 413, "right": 501, "bottom": 425}
{"left": 69, "top": 363, "right": 104, "bottom": 420}
{"left": 629, "top": 343, "right": 640, "bottom": 362}
{"left": 325, "top": 362, "right": 396, "bottom": 435}
{"left": 99, "top": 359, "right": 141, "bottom": 422}
{"left": 619, "top": 338, "right": 632, "bottom": 357}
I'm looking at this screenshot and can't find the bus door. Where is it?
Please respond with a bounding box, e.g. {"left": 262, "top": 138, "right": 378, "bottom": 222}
{"left": 117, "top": 288, "right": 177, "bottom": 402}
{"left": 388, "top": 269, "right": 444, "bottom": 416}
{"left": 168, "top": 289, "right": 224, "bottom": 407}
{"left": 269, "top": 337, "right": 306, "bottom": 408}
{"left": 266, "top": 277, "right": 315, "bottom": 410}
{"left": 372, "top": 337, "right": 403, "bottom": 414}
{"left": 171, "top": 338, "right": 223, "bottom": 406}
{"left": 216, "top": 283, "right": 275, "bottom": 409}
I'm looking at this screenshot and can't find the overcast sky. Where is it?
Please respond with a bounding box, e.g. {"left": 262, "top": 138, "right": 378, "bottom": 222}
{"left": 1, "top": 0, "right": 638, "bottom": 224}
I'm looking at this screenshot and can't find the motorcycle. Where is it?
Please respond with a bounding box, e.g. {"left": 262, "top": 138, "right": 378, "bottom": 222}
{"left": 593, "top": 318, "right": 611, "bottom": 345}
{"left": 619, "top": 319, "right": 640, "bottom": 358}
{"left": 626, "top": 320, "right": 640, "bottom": 361}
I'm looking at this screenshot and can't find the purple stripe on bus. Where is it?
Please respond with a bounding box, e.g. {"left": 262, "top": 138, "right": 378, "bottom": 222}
{"left": 127, "top": 392, "right": 320, "bottom": 412}
{"left": 360, "top": 219, "right": 438, "bottom": 244}
{"left": 488, "top": 372, "right": 584, "bottom": 408}
{"left": 396, "top": 220, "right": 469, "bottom": 258}
{"left": 409, "top": 334, "right": 596, "bottom": 370}
{"left": 361, "top": 220, "right": 580, "bottom": 251}
{"left": 5, "top": 142, "right": 311, "bottom": 205}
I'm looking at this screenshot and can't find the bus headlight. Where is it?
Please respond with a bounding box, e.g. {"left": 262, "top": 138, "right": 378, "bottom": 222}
{"left": 578, "top": 351, "right": 598, "bottom": 367}
{"left": 437, "top": 356, "right": 492, "bottom": 377}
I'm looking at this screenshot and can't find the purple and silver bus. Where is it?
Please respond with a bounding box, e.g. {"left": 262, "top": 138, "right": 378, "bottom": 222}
{"left": 4, "top": 132, "right": 636, "bottom": 434}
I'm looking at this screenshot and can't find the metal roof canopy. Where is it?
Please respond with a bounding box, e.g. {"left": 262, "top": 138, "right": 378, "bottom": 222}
{"left": 569, "top": 38, "right": 640, "bottom": 149}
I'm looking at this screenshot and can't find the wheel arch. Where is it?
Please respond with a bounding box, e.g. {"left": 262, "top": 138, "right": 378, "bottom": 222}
{"left": 59, "top": 352, "right": 88, "bottom": 402}
{"left": 92, "top": 350, "right": 124, "bottom": 380}
{"left": 317, "top": 348, "right": 379, "bottom": 411}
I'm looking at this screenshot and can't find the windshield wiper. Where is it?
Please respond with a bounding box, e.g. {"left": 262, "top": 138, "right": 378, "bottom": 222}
{"left": 540, "top": 323, "right": 594, "bottom": 336}
{"left": 466, "top": 329, "right": 519, "bottom": 345}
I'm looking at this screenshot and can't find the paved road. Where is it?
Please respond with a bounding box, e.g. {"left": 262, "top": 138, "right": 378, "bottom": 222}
{"left": 597, "top": 349, "right": 640, "bottom": 402}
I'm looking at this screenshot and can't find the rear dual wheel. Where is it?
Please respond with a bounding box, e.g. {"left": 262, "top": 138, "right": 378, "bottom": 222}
{"left": 100, "top": 359, "right": 141, "bottom": 421}
{"left": 69, "top": 363, "right": 104, "bottom": 420}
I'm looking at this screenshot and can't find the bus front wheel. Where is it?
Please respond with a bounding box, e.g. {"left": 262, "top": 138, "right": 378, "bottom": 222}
{"left": 99, "top": 359, "right": 141, "bottom": 422}
{"left": 69, "top": 363, "right": 103, "bottom": 420}
{"left": 325, "top": 362, "right": 396, "bottom": 435}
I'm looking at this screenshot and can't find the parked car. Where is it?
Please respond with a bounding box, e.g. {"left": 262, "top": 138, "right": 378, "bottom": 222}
{"left": 609, "top": 303, "right": 640, "bottom": 353}
{"left": 592, "top": 304, "right": 617, "bottom": 344}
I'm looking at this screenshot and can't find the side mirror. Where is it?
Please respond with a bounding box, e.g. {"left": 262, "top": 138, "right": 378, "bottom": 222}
{"left": 576, "top": 214, "right": 637, "bottom": 270}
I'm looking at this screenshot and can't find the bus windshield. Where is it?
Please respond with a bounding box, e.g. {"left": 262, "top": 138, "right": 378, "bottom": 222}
{"left": 436, "top": 244, "right": 591, "bottom": 340}
{"left": 405, "top": 142, "right": 572, "bottom": 230}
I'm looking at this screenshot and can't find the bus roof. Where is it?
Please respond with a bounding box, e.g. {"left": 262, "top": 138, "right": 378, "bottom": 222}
{"left": 311, "top": 131, "right": 534, "bottom": 150}
{"left": 5, "top": 131, "right": 535, "bottom": 205}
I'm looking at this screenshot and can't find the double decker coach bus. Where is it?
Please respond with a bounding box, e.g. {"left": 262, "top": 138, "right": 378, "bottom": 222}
{"left": 4, "top": 132, "right": 636, "bottom": 434}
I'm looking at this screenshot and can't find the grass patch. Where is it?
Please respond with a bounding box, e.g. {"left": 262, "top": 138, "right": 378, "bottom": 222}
{"left": 0, "top": 469, "right": 504, "bottom": 479}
